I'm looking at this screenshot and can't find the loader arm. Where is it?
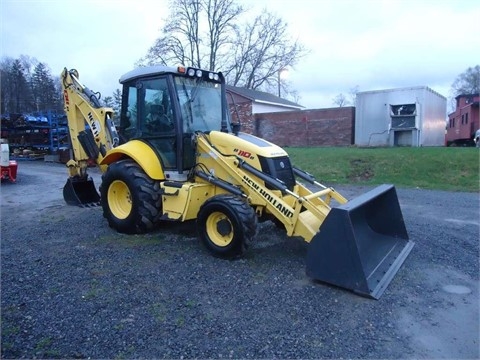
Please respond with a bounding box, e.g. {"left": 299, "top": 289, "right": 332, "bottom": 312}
{"left": 60, "top": 68, "right": 120, "bottom": 205}
{"left": 194, "top": 132, "right": 348, "bottom": 242}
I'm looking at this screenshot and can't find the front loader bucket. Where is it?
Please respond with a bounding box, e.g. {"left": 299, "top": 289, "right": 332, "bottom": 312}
{"left": 63, "top": 177, "right": 100, "bottom": 206}
{"left": 306, "top": 184, "right": 414, "bottom": 299}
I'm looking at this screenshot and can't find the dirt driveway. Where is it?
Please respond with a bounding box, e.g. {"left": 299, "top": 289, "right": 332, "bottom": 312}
{"left": 1, "top": 161, "right": 479, "bottom": 359}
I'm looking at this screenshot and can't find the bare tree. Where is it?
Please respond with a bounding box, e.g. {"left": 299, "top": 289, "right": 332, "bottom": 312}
{"left": 138, "top": 0, "right": 308, "bottom": 99}
{"left": 226, "top": 11, "right": 308, "bottom": 96}
{"left": 139, "top": 0, "right": 243, "bottom": 70}
{"left": 349, "top": 85, "right": 359, "bottom": 106}
{"left": 451, "top": 65, "right": 480, "bottom": 96}
{"left": 289, "top": 89, "right": 302, "bottom": 105}
{"left": 139, "top": 0, "right": 200, "bottom": 67}
{"left": 331, "top": 86, "right": 359, "bottom": 108}
{"left": 332, "top": 93, "right": 348, "bottom": 107}
{"left": 205, "top": 0, "right": 243, "bottom": 71}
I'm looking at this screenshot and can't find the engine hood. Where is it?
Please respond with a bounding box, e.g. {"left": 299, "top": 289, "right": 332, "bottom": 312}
{"left": 207, "top": 131, "right": 288, "bottom": 158}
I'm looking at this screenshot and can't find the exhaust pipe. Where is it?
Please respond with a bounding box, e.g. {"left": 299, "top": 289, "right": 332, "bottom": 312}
{"left": 306, "top": 184, "right": 414, "bottom": 299}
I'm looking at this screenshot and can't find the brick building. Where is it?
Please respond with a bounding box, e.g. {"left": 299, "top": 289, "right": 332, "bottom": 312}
{"left": 226, "top": 85, "right": 303, "bottom": 134}
{"left": 227, "top": 86, "right": 355, "bottom": 147}
{"left": 255, "top": 107, "right": 355, "bottom": 147}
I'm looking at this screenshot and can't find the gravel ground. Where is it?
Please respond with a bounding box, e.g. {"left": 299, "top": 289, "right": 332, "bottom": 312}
{"left": 1, "top": 161, "right": 479, "bottom": 359}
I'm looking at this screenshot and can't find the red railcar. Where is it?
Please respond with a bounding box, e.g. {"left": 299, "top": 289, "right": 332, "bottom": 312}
{"left": 446, "top": 93, "right": 480, "bottom": 146}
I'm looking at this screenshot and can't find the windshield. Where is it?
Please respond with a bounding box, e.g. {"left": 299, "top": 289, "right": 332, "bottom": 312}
{"left": 175, "top": 77, "right": 226, "bottom": 133}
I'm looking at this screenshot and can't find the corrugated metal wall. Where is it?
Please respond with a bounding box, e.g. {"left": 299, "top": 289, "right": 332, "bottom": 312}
{"left": 355, "top": 86, "right": 446, "bottom": 147}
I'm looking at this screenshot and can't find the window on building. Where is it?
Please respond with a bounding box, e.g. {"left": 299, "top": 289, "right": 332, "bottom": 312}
{"left": 390, "top": 103, "right": 417, "bottom": 129}
{"left": 466, "top": 113, "right": 469, "bottom": 124}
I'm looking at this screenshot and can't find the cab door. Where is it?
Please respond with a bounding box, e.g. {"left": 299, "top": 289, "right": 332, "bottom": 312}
{"left": 120, "top": 76, "right": 178, "bottom": 172}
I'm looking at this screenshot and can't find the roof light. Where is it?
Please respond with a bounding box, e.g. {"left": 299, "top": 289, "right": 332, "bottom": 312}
{"left": 208, "top": 72, "right": 214, "bottom": 80}
{"left": 187, "top": 68, "right": 195, "bottom": 77}
{"left": 195, "top": 70, "right": 202, "bottom": 77}
{"left": 213, "top": 74, "right": 219, "bottom": 81}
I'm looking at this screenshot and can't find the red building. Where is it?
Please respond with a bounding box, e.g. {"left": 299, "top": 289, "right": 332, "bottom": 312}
{"left": 446, "top": 93, "right": 479, "bottom": 146}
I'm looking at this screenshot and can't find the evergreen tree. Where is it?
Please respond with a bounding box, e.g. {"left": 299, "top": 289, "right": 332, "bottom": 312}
{"left": 112, "top": 89, "right": 122, "bottom": 125}
{"left": 10, "top": 59, "right": 31, "bottom": 113}
{"left": 1, "top": 56, "right": 63, "bottom": 115}
{"left": 32, "top": 62, "right": 57, "bottom": 112}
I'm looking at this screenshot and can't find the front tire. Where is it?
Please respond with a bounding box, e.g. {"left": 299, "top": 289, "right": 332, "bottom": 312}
{"left": 197, "top": 195, "right": 257, "bottom": 259}
{"left": 100, "top": 159, "right": 162, "bottom": 234}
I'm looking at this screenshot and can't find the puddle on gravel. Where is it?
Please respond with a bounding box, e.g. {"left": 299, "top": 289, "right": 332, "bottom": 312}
{"left": 442, "top": 284, "right": 472, "bottom": 294}
{"left": 444, "top": 218, "right": 480, "bottom": 226}
{"left": 396, "top": 267, "right": 479, "bottom": 359}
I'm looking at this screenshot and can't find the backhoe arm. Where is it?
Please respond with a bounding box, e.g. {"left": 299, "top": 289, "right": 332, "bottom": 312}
{"left": 61, "top": 68, "right": 119, "bottom": 177}
{"left": 60, "top": 68, "right": 120, "bottom": 206}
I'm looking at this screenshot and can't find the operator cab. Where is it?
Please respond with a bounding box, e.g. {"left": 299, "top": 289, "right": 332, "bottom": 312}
{"left": 118, "top": 65, "right": 230, "bottom": 179}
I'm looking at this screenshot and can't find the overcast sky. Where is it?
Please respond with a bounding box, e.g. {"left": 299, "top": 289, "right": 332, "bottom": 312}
{"left": 1, "top": 0, "right": 479, "bottom": 110}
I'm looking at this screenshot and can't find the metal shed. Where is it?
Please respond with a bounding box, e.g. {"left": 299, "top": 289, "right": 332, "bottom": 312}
{"left": 355, "top": 86, "right": 446, "bottom": 147}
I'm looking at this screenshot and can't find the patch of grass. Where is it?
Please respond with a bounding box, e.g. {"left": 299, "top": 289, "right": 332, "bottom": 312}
{"left": 35, "top": 337, "right": 53, "bottom": 351}
{"left": 34, "top": 337, "right": 61, "bottom": 358}
{"left": 2, "top": 324, "right": 20, "bottom": 336}
{"left": 82, "top": 279, "right": 104, "bottom": 300}
{"left": 176, "top": 315, "right": 185, "bottom": 327}
{"left": 39, "top": 213, "right": 66, "bottom": 223}
{"left": 184, "top": 299, "right": 196, "bottom": 308}
{"left": 95, "top": 233, "right": 164, "bottom": 247}
{"left": 287, "top": 147, "right": 479, "bottom": 192}
{"left": 114, "top": 346, "right": 136, "bottom": 360}
{"left": 150, "top": 302, "right": 166, "bottom": 322}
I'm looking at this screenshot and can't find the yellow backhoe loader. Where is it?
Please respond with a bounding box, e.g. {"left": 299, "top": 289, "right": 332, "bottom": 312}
{"left": 61, "top": 66, "right": 414, "bottom": 299}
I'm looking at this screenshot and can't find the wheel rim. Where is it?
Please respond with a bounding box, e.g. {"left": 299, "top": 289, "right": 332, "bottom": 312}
{"left": 206, "top": 211, "right": 233, "bottom": 247}
{"left": 108, "top": 180, "right": 132, "bottom": 219}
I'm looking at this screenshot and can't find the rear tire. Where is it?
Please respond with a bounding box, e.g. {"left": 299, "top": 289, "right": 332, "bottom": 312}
{"left": 197, "top": 195, "right": 257, "bottom": 259}
{"left": 100, "top": 159, "right": 162, "bottom": 234}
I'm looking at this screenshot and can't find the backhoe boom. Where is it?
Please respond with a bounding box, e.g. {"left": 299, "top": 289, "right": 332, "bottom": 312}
{"left": 60, "top": 68, "right": 119, "bottom": 205}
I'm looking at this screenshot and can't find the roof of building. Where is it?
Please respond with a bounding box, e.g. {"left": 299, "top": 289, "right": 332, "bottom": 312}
{"left": 226, "top": 85, "right": 304, "bottom": 109}
{"left": 454, "top": 93, "right": 479, "bottom": 99}
{"left": 357, "top": 85, "right": 447, "bottom": 100}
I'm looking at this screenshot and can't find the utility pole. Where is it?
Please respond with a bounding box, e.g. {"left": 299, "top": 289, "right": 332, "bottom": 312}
{"left": 278, "top": 70, "right": 281, "bottom": 97}
{"left": 277, "top": 68, "right": 288, "bottom": 98}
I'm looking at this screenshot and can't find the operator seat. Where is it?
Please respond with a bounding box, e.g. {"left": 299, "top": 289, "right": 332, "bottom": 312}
{"left": 148, "top": 104, "right": 173, "bottom": 133}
